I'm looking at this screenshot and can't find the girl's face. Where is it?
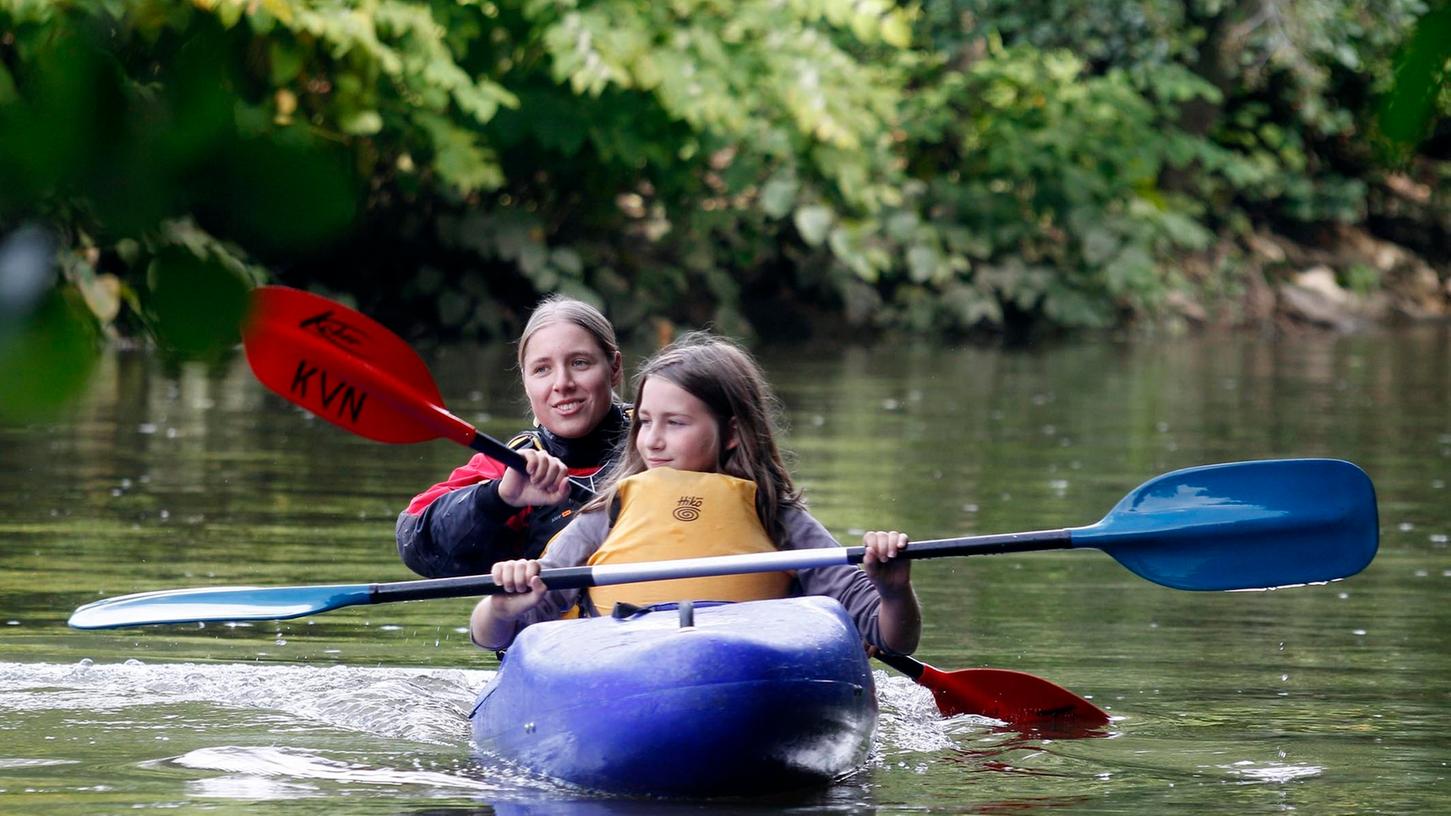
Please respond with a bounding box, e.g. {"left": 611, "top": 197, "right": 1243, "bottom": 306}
{"left": 521, "top": 322, "right": 621, "bottom": 439}
{"left": 635, "top": 377, "right": 735, "bottom": 473}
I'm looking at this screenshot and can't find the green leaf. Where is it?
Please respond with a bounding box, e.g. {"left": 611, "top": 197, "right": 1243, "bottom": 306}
{"left": 941, "top": 282, "right": 1002, "bottom": 327}
{"left": 415, "top": 112, "right": 504, "bottom": 192}
{"left": 886, "top": 211, "right": 919, "bottom": 241}
{"left": 906, "top": 244, "right": 939, "bottom": 283}
{"left": 793, "top": 205, "right": 834, "bottom": 246}
{"left": 1080, "top": 226, "right": 1120, "bottom": 265}
{"left": 518, "top": 241, "right": 549, "bottom": 277}
{"left": 145, "top": 247, "right": 251, "bottom": 361}
{"left": 881, "top": 13, "right": 913, "bottom": 49}
{"left": 0, "top": 63, "right": 17, "bottom": 105}
{"left": 761, "top": 174, "right": 799, "bottom": 219}
{"left": 551, "top": 247, "right": 584, "bottom": 277}
{"left": 268, "top": 39, "right": 305, "bottom": 86}
{"left": 339, "top": 108, "right": 384, "bottom": 135}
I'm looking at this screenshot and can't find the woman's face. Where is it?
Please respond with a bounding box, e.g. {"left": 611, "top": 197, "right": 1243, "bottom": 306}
{"left": 634, "top": 377, "right": 735, "bottom": 473}
{"left": 520, "top": 322, "right": 621, "bottom": 439}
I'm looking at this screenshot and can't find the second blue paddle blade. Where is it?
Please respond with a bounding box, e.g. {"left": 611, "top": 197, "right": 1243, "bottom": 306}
{"left": 1070, "top": 459, "right": 1379, "bottom": 591}
{"left": 68, "top": 584, "right": 374, "bottom": 629}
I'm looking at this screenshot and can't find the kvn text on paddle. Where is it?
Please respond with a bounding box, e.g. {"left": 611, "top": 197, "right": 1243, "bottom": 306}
{"left": 289, "top": 360, "right": 368, "bottom": 424}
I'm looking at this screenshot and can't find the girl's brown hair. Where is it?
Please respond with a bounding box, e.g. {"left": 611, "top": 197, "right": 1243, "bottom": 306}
{"left": 584, "top": 331, "right": 803, "bottom": 546}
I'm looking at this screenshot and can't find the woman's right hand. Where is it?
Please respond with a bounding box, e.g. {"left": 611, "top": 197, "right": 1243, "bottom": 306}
{"left": 497, "top": 449, "right": 572, "bottom": 507}
{"left": 488, "top": 558, "right": 548, "bottom": 619}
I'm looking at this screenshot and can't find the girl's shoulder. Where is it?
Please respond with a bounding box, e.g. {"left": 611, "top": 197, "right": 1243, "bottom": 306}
{"left": 538, "top": 506, "right": 612, "bottom": 566}
{"left": 570, "top": 504, "right": 614, "bottom": 533}
{"left": 778, "top": 505, "right": 837, "bottom": 550}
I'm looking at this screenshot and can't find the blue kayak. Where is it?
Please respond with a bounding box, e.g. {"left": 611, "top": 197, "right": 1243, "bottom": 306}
{"left": 470, "top": 596, "right": 878, "bottom": 796}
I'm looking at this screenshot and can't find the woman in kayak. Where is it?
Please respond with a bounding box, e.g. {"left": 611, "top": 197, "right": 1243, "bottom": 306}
{"left": 471, "top": 332, "right": 922, "bottom": 654}
{"left": 394, "top": 296, "right": 628, "bottom": 577}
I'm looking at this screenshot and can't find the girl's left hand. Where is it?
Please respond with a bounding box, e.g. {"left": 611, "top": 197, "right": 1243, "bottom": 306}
{"left": 862, "top": 530, "right": 911, "bottom": 596}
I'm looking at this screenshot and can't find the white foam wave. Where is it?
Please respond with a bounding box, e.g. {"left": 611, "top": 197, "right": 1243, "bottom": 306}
{"left": 170, "top": 745, "right": 502, "bottom": 794}
{"left": 0, "top": 660, "right": 492, "bottom": 746}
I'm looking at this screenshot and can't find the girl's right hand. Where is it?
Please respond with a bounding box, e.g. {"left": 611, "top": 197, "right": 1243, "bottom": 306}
{"left": 498, "top": 449, "right": 572, "bottom": 507}
{"left": 862, "top": 530, "right": 911, "bottom": 596}
{"left": 489, "top": 558, "right": 547, "bottom": 619}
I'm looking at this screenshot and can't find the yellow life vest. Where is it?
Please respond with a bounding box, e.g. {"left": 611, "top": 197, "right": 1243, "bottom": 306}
{"left": 583, "top": 468, "right": 793, "bottom": 612}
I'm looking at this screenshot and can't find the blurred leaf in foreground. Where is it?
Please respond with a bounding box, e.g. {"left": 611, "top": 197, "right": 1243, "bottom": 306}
{"left": 143, "top": 246, "right": 251, "bottom": 362}
{"left": 0, "top": 229, "right": 99, "bottom": 423}
{"left": 0, "top": 225, "right": 56, "bottom": 341}
{"left": 1379, "top": 1, "right": 1451, "bottom": 150}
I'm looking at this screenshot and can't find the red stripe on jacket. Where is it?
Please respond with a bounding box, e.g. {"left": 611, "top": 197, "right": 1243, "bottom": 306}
{"left": 404, "top": 454, "right": 510, "bottom": 515}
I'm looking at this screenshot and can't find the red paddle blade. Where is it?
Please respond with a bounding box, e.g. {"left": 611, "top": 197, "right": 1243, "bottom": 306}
{"left": 917, "top": 664, "right": 1111, "bottom": 729}
{"left": 243, "top": 286, "right": 472, "bottom": 445}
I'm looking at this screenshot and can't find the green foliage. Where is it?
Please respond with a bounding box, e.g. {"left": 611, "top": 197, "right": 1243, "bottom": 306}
{"left": 887, "top": 41, "right": 1221, "bottom": 329}
{"left": 938, "top": 0, "right": 1439, "bottom": 226}
{"left": 0, "top": 0, "right": 1442, "bottom": 374}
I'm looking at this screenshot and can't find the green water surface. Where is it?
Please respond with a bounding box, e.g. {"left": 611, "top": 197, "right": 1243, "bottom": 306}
{"left": 1, "top": 327, "right": 1447, "bottom": 814}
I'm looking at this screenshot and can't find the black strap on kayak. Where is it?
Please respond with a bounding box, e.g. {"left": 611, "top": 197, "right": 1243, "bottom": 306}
{"left": 610, "top": 601, "right": 648, "bottom": 619}
{"left": 610, "top": 600, "right": 715, "bottom": 627}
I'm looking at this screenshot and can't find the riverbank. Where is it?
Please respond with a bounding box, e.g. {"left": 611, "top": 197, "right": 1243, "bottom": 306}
{"left": 1173, "top": 223, "right": 1450, "bottom": 334}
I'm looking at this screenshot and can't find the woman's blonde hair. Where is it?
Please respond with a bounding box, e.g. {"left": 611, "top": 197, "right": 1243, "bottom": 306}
{"left": 584, "top": 331, "right": 803, "bottom": 546}
{"left": 516, "top": 294, "right": 622, "bottom": 387}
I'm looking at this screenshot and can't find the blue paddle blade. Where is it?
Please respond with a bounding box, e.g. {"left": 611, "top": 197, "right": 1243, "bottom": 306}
{"left": 67, "top": 584, "right": 374, "bottom": 630}
{"left": 1070, "top": 459, "right": 1378, "bottom": 591}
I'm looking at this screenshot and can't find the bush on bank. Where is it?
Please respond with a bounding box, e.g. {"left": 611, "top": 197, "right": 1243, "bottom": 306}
{"left": 0, "top": 0, "right": 1445, "bottom": 413}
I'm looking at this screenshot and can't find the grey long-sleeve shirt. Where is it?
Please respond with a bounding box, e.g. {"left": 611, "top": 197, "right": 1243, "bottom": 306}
{"left": 501, "top": 505, "right": 890, "bottom": 648}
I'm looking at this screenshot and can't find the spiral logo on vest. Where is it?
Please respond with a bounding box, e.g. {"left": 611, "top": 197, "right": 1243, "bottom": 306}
{"left": 673, "top": 496, "right": 703, "bottom": 522}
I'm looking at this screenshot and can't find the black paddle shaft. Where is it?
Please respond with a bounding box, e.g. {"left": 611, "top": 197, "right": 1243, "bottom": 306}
{"left": 367, "top": 531, "right": 1074, "bottom": 605}
{"left": 468, "top": 433, "right": 529, "bottom": 472}
{"left": 873, "top": 650, "right": 927, "bottom": 680}
{"left": 370, "top": 567, "right": 596, "bottom": 604}
{"left": 843, "top": 529, "right": 1073, "bottom": 563}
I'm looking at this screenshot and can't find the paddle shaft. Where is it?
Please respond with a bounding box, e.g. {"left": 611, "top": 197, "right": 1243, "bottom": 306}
{"left": 67, "top": 456, "right": 1377, "bottom": 630}
{"left": 466, "top": 431, "right": 527, "bottom": 471}
{"left": 873, "top": 650, "right": 928, "bottom": 681}
{"left": 369, "top": 530, "right": 1072, "bottom": 604}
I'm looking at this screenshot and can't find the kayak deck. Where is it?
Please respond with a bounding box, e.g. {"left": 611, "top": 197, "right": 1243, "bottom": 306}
{"left": 470, "top": 596, "right": 877, "bottom": 796}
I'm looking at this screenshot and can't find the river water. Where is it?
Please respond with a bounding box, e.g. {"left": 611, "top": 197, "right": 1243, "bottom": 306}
{"left": 1, "top": 327, "right": 1447, "bottom": 814}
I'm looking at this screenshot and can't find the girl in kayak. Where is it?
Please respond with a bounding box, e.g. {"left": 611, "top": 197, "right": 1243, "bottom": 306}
{"left": 471, "top": 332, "right": 922, "bottom": 654}
{"left": 394, "top": 296, "right": 628, "bottom": 577}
